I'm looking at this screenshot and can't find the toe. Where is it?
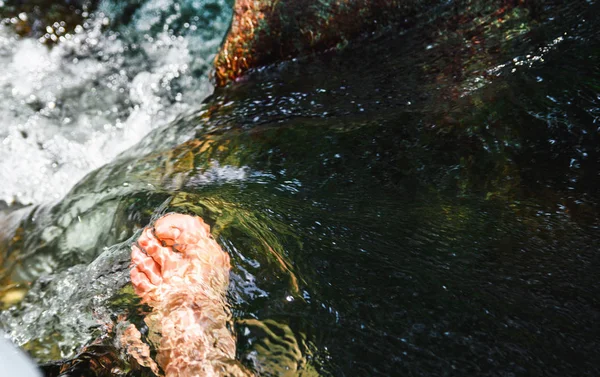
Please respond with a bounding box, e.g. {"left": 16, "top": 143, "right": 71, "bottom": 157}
{"left": 138, "top": 228, "right": 172, "bottom": 269}
{"left": 130, "top": 266, "right": 154, "bottom": 296}
{"left": 154, "top": 214, "right": 211, "bottom": 250}
{"left": 154, "top": 214, "right": 188, "bottom": 246}
{"left": 131, "top": 244, "right": 162, "bottom": 285}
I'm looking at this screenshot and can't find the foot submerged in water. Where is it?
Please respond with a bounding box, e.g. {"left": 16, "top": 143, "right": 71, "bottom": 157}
{"left": 130, "top": 213, "right": 231, "bottom": 305}
{"left": 127, "top": 213, "right": 250, "bottom": 377}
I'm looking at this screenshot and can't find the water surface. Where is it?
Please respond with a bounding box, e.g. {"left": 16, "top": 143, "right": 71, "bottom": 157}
{"left": 1, "top": 1, "right": 599, "bottom": 376}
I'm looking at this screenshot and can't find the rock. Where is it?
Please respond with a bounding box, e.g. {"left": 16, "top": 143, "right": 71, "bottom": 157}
{"left": 213, "top": 0, "right": 440, "bottom": 86}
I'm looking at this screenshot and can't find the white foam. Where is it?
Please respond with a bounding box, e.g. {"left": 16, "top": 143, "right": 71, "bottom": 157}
{"left": 0, "top": 0, "right": 230, "bottom": 205}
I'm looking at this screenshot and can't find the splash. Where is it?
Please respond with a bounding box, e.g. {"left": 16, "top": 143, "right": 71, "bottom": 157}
{"left": 0, "top": 0, "right": 231, "bottom": 206}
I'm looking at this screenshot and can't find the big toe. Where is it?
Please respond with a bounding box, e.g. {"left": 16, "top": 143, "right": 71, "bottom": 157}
{"left": 154, "top": 214, "right": 211, "bottom": 250}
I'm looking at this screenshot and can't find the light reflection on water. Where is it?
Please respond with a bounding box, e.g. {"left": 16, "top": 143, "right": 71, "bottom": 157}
{"left": 0, "top": 0, "right": 599, "bottom": 376}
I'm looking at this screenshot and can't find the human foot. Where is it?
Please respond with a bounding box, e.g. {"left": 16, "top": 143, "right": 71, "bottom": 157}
{"left": 128, "top": 213, "right": 249, "bottom": 377}
{"left": 130, "top": 213, "right": 231, "bottom": 305}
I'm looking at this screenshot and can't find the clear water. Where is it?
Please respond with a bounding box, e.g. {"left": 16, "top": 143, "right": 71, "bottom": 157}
{"left": 1, "top": 1, "right": 600, "bottom": 376}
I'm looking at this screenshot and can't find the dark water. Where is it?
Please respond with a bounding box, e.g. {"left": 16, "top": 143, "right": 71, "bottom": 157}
{"left": 1, "top": 1, "right": 600, "bottom": 376}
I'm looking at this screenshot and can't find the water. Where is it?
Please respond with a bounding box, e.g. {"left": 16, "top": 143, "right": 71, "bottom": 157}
{"left": 0, "top": 0, "right": 232, "bottom": 206}
{"left": 1, "top": 0, "right": 600, "bottom": 376}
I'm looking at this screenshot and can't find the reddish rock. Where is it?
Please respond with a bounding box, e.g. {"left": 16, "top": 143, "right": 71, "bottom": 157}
{"left": 213, "top": 0, "right": 437, "bottom": 86}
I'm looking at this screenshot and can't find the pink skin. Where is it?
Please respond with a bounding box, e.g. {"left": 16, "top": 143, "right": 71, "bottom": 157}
{"left": 128, "top": 214, "right": 249, "bottom": 377}
{"left": 131, "top": 214, "right": 230, "bottom": 303}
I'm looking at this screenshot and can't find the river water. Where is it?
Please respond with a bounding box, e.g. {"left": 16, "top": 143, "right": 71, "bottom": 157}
{"left": 1, "top": 1, "right": 599, "bottom": 376}
{"left": 0, "top": 0, "right": 232, "bottom": 206}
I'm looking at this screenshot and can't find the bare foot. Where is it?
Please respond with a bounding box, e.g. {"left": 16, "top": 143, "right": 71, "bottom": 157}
{"left": 128, "top": 213, "right": 249, "bottom": 377}
{"left": 131, "top": 213, "right": 230, "bottom": 304}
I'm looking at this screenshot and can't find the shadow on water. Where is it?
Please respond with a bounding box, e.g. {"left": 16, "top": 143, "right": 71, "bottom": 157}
{"left": 1, "top": 0, "right": 600, "bottom": 376}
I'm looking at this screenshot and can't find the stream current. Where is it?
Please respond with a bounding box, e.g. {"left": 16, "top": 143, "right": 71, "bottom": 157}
{"left": 1, "top": 1, "right": 600, "bottom": 376}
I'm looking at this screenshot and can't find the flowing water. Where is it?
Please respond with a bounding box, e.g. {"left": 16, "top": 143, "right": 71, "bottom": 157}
{"left": 0, "top": 0, "right": 232, "bottom": 206}
{"left": 1, "top": 1, "right": 600, "bottom": 376}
